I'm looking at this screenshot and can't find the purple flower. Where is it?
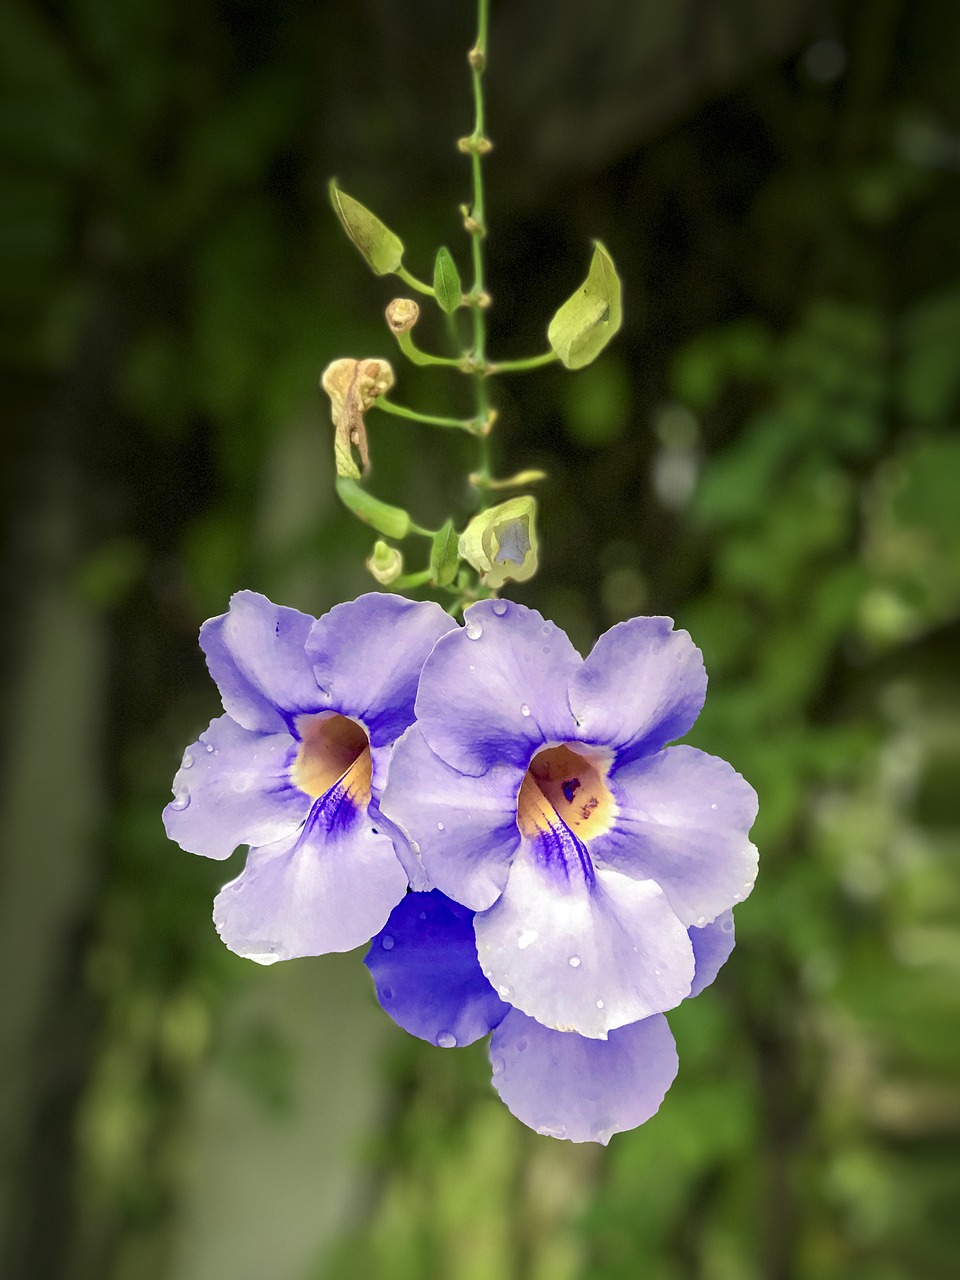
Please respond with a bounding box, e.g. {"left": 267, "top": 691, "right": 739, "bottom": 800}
{"left": 163, "top": 590, "right": 455, "bottom": 962}
{"left": 365, "top": 889, "right": 736, "bottom": 1142}
{"left": 381, "top": 600, "right": 758, "bottom": 1038}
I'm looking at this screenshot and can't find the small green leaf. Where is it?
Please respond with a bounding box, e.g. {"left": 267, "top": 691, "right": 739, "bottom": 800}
{"left": 433, "top": 247, "right": 463, "bottom": 314}
{"left": 430, "top": 520, "right": 460, "bottom": 586}
{"left": 335, "top": 477, "right": 410, "bottom": 539}
{"left": 329, "top": 181, "right": 404, "bottom": 276}
{"left": 547, "top": 241, "right": 622, "bottom": 370}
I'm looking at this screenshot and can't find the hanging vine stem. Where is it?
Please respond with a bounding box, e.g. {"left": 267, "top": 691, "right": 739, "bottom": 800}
{"left": 464, "top": 0, "right": 493, "bottom": 504}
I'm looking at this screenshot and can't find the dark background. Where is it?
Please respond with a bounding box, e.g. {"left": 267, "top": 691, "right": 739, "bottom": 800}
{"left": 2, "top": 1, "right": 958, "bottom": 1277}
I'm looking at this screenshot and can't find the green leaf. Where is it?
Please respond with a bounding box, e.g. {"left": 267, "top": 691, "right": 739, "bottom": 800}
{"left": 547, "top": 241, "right": 622, "bottom": 370}
{"left": 329, "top": 181, "right": 404, "bottom": 276}
{"left": 433, "top": 247, "right": 463, "bottom": 314}
{"left": 335, "top": 477, "right": 410, "bottom": 539}
{"left": 430, "top": 520, "right": 459, "bottom": 586}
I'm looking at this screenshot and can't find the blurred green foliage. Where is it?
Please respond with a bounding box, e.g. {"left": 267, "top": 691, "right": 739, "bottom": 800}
{"left": 2, "top": 1, "right": 959, "bottom": 1279}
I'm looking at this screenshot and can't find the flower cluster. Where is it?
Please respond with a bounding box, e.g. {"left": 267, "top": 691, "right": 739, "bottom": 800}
{"left": 165, "top": 590, "right": 758, "bottom": 1142}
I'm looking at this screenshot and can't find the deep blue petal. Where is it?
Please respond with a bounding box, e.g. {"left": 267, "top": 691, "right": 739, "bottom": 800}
{"left": 365, "top": 890, "right": 510, "bottom": 1047}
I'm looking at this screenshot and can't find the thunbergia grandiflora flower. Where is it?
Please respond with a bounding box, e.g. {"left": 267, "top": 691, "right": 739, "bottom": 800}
{"left": 381, "top": 599, "right": 759, "bottom": 1040}
{"left": 163, "top": 590, "right": 454, "bottom": 962}
{"left": 365, "top": 888, "right": 737, "bottom": 1142}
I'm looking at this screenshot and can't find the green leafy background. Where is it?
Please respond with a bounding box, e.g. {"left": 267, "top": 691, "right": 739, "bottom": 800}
{"left": 2, "top": 2, "right": 957, "bottom": 1278}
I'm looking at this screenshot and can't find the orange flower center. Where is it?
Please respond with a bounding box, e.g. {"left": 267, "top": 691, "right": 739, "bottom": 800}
{"left": 291, "top": 712, "right": 372, "bottom": 804}
{"left": 517, "top": 743, "right": 614, "bottom": 840}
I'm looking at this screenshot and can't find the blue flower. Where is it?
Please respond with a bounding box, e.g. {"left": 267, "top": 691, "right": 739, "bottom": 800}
{"left": 381, "top": 599, "right": 758, "bottom": 1038}
{"left": 163, "top": 590, "right": 455, "bottom": 962}
{"left": 365, "top": 889, "right": 737, "bottom": 1142}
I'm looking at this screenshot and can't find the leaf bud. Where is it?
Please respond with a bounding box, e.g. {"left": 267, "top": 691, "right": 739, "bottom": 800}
{"left": 458, "top": 495, "right": 539, "bottom": 590}
{"left": 366, "top": 540, "right": 403, "bottom": 585}
{"left": 547, "top": 241, "right": 623, "bottom": 370}
{"left": 335, "top": 477, "right": 411, "bottom": 540}
{"left": 385, "top": 298, "right": 420, "bottom": 334}
{"left": 329, "top": 181, "right": 405, "bottom": 276}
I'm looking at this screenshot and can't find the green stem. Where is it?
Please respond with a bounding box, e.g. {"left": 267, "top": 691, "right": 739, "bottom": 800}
{"left": 392, "top": 569, "right": 434, "bottom": 589}
{"left": 467, "top": 0, "right": 492, "bottom": 502}
{"left": 490, "top": 351, "right": 559, "bottom": 374}
{"left": 396, "top": 265, "right": 436, "bottom": 297}
{"left": 375, "top": 398, "right": 481, "bottom": 433}
{"left": 393, "top": 329, "right": 465, "bottom": 369}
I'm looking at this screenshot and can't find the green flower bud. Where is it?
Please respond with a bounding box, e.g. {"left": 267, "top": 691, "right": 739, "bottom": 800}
{"left": 458, "top": 495, "right": 539, "bottom": 590}
{"left": 547, "top": 241, "right": 623, "bottom": 370}
{"left": 385, "top": 298, "right": 420, "bottom": 334}
{"left": 329, "top": 181, "right": 405, "bottom": 276}
{"left": 366, "top": 540, "right": 403, "bottom": 585}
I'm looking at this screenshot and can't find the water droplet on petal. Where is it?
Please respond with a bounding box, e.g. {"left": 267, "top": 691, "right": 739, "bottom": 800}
{"left": 733, "top": 893, "right": 742, "bottom": 902}
{"left": 380, "top": 985, "right": 393, "bottom": 1001}
{"left": 596, "top": 999, "right": 604, "bottom": 1009}
{"left": 491, "top": 1055, "right": 505, "bottom": 1075}
{"left": 541, "top": 645, "right": 552, "bottom": 655}
{"left": 436, "top": 1031, "right": 457, "bottom": 1048}
{"left": 492, "top": 600, "right": 507, "bottom": 616}
{"left": 410, "top": 840, "right": 420, "bottom": 854}
{"left": 654, "top": 968, "right": 661, "bottom": 976}
{"left": 381, "top": 935, "right": 394, "bottom": 950}
{"left": 169, "top": 790, "right": 190, "bottom": 812}
{"left": 436, "top": 821, "right": 445, "bottom": 831}
{"left": 205, "top": 743, "right": 215, "bottom": 754}
{"left": 520, "top": 704, "right": 531, "bottom": 717}
{"left": 181, "top": 750, "right": 194, "bottom": 769}
{"left": 516, "top": 1037, "right": 528, "bottom": 1052}
{"left": 517, "top": 929, "right": 538, "bottom": 950}
{"left": 498, "top": 984, "right": 513, "bottom": 1001}
{"left": 568, "top": 956, "right": 581, "bottom": 968}
{"left": 721, "top": 917, "right": 734, "bottom": 933}
{"left": 465, "top": 619, "right": 483, "bottom": 640}
{"left": 540, "top": 624, "right": 551, "bottom": 636}
{"left": 696, "top": 916, "right": 706, "bottom": 926}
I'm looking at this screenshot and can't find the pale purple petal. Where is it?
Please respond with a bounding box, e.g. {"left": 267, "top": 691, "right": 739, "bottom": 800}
{"left": 212, "top": 787, "right": 407, "bottom": 961}
{"left": 415, "top": 600, "right": 582, "bottom": 777}
{"left": 200, "top": 591, "right": 321, "bottom": 734}
{"left": 381, "top": 725, "right": 522, "bottom": 911}
{"left": 474, "top": 837, "right": 694, "bottom": 1038}
{"left": 568, "top": 616, "right": 706, "bottom": 760}
{"left": 688, "top": 910, "right": 735, "bottom": 997}
{"left": 306, "top": 594, "right": 456, "bottom": 748}
{"left": 490, "top": 1010, "right": 678, "bottom": 1143}
{"left": 596, "top": 745, "right": 759, "bottom": 927}
{"left": 371, "top": 803, "right": 434, "bottom": 892}
{"left": 365, "top": 891, "right": 509, "bottom": 1047}
{"left": 162, "top": 714, "right": 308, "bottom": 859}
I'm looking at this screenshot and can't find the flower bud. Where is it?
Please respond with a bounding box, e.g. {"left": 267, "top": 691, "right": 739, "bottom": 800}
{"left": 385, "top": 298, "right": 420, "bottom": 334}
{"left": 329, "top": 181, "right": 404, "bottom": 276}
{"left": 458, "top": 495, "right": 539, "bottom": 590}
{"left": 547, "top": 241, "right": 622, "bottom": 370}
{"left": 321, "top": 357, "right": 395, "bottom": 478}
{"left": 366, "top": 540, "right": 403, "bottom": 585}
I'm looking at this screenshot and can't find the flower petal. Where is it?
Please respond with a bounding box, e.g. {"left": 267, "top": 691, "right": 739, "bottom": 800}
{"left": 212, "top": 783, "right": 407, "bottom": 961}
{"left": 688, "top": 910, "right": 736, "bottom": 997}
{"left": 474, "top": 837, "right": 694, "bottom": 1038}
{"left": 568, "top": 616, "right": 706, "bottom": 761}
{"left": 381, "top": 725, "right": 522, "bottom": 911}
{"left": 597, "top": 745, "right": 759, "bottom": 926}
{"left": 490, "top": 1009, "right": 678, "bottom": 1143}
{"left": 200, "top": 591, "right": 321, "bottom": 734}
{"left": 365, "top": 891, "right": 510, "bottom": 1047}
{"left": 306, "top": 594, "right": 456, "bottom": 748}
{"left": 415, "top": 599, "right": 581, "bottom": 777}
{"left": 162, "top": 714, "right": 308, "bottom": 859}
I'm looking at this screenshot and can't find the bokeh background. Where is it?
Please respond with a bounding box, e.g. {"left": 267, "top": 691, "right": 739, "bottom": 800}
{"left": 2, "top": 0, "right": 959, "bottom": 1277}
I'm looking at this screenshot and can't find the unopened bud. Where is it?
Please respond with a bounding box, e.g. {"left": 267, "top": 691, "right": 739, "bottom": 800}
{"left": 385, "top": 298, "right": 420, "bottom": 334}
{"left": 366, "top": 540, "right": 403, "bottom": 585}
{"left": 458, "top": 495, "right": 539, "bottom": 590}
